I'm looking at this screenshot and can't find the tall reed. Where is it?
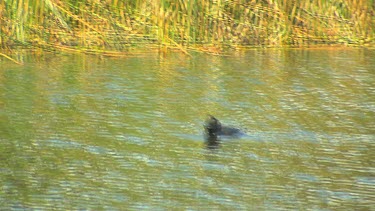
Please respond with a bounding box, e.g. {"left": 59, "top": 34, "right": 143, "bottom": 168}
{"left": 0, "top": 0, "right": 374, "bottom": 53}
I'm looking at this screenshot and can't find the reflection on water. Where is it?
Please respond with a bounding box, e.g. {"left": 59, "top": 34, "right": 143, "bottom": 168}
{"left": 205, "top": 135, "right": 221, "bottom": 150}
{"left": 0, "top": 49, "right": 374, "bottom": 210}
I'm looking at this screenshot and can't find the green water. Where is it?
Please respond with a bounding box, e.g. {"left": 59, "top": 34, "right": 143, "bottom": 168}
{"left": 0, "top": 49, "right": 374, "bottom": 210}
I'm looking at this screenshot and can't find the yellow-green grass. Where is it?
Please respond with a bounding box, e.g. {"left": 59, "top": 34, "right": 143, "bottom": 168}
{"left": 0, "top": 0, "right": 374, "bottom": 55}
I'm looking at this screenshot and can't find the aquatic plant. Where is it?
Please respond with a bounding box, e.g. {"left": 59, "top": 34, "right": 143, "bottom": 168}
{"left": 0, "top": 0, "right": 374, "bottom": 55}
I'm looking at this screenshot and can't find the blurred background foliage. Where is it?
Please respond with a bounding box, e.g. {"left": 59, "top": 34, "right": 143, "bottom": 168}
{"left": 0, "top": 0, "right": 374, "bottom": 54}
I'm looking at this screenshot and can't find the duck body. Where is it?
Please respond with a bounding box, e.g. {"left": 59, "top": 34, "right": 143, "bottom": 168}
{"left": 204, "top": 115, "right": 244, "bottom": 139}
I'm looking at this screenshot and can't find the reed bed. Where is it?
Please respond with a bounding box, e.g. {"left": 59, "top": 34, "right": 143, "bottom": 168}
{"left": 0, "top": 0, "right": 374, "bottom": 55}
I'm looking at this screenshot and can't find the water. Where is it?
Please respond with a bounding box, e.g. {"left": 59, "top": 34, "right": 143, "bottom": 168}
{"left": 0, "top": 49, "right": 374, "bottom": 210}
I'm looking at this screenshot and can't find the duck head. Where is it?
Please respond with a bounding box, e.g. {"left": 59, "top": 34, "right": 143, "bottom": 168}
{"left": 204, "top": 115, "right": 222, "bottom": 136}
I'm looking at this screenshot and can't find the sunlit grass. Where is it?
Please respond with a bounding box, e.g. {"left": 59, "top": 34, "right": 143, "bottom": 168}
{"left": 0, "top": 0, "right": 374, "bottom": 55}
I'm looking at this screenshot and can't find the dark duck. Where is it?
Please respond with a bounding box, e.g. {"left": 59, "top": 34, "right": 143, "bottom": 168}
{"left": 204, "top": 115, "right": 244, "bottom": 140}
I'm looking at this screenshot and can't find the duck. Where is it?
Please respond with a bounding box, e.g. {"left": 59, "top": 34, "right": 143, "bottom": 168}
{"left": 204, "top": 115, "right": 243, "bottom": 138}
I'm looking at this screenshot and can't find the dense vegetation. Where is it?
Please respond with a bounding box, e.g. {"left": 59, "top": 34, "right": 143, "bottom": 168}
{"left": 0, "top": 0, "right": 374, "bottom": 55}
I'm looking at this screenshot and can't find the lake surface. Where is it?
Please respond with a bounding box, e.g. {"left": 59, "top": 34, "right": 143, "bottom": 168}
{"left": 0, "top": 48, "right": 374, "bottom": 210}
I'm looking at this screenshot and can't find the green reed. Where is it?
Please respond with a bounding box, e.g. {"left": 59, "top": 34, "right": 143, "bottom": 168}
{"left": 0, "top": 0, "right": 374, "bottom": 54}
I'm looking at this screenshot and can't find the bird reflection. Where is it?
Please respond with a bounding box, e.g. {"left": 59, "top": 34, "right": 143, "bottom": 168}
{"left": 205, "top": 134, "right": 220, "bottom": 149}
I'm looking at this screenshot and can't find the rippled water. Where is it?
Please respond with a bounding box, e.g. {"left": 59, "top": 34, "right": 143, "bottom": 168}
{"left": 0, "top": 49, "right": 374, "bottom": 210}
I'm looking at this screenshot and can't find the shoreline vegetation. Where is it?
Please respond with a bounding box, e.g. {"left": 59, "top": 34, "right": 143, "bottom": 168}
{"left": 1, "top": 0, "right": 374, "bottom": 61}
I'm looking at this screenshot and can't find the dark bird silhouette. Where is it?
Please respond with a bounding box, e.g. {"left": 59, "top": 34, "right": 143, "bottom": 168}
{"left": 204, "top": 115, "right": 244, "bottom": 148}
